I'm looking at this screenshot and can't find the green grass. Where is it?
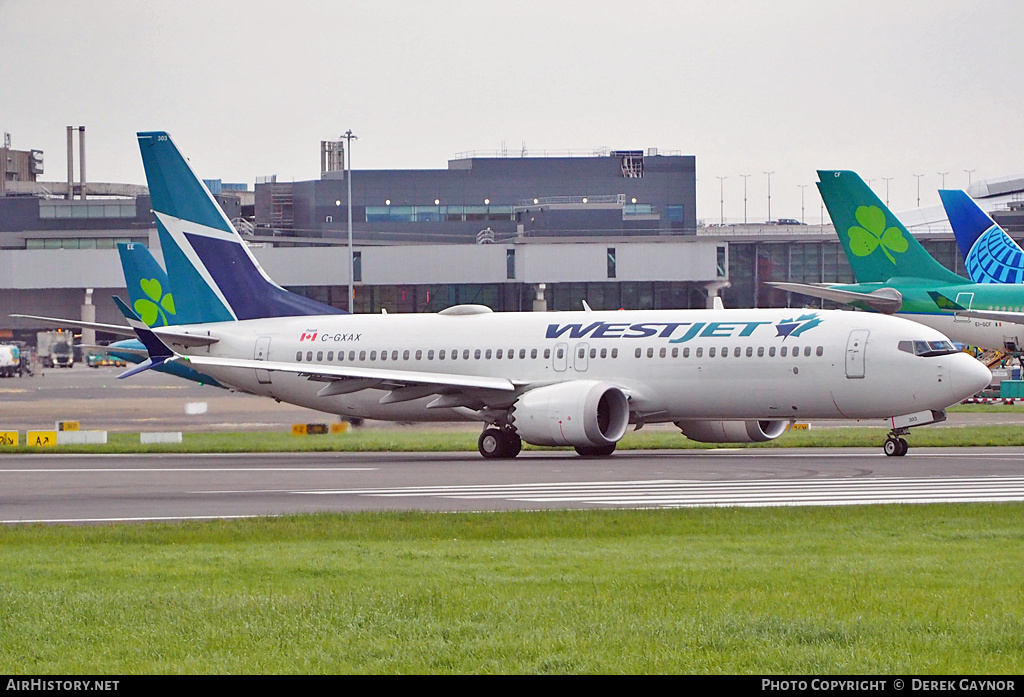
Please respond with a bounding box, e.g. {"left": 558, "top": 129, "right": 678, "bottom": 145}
{"left": 5, "top": 422, "right": 1024, "bottom": 454}
{"left": 1, "top": 506, "right": 1022, "bottom": 673}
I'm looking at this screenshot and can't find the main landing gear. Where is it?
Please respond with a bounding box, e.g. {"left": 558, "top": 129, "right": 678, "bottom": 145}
{"left": 883, "top": 432, "right": 909, "bottom": 457}
{"left": 478, "top": 427, "right": 522, "bottom": 459}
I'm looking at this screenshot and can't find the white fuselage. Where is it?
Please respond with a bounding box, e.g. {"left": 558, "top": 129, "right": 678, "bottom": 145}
{"left": 163, "top": 307, "right": 990, "bottom": 425}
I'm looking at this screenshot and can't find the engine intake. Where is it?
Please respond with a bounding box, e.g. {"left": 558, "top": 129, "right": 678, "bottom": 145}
{"left": 512, "top": 381, "right": 630, "bottom": 448}
{"left": 675, "top": 419, "right": 791, "bottom": 443}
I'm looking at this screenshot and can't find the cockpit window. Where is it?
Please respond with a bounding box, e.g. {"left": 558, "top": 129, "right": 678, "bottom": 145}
{"left": 898, "top": 340, "right": 960, "bottom": 357}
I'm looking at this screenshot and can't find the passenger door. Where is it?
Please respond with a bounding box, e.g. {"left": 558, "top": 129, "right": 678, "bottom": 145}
{"left": 254, "top": 336, "right": 272, "bottom": 384}
{"left": 845, "top": 329, "right": 869, "bottom": 379}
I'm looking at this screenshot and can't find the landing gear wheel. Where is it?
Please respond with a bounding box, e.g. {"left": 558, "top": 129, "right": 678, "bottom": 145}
{"left": 479, "top": 428, "right": 506, "bottom": 459}
{"left": 574, "top": 443, "right": 617, "bottom": 457}
{"left": 478, "top": 428, "right": 522, "bottom": 459}
{"left": 884, "top": 436, "right": 909, "bottom": 457}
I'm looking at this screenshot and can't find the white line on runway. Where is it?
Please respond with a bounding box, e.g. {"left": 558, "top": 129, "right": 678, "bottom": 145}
{"left": 283, "top": 476, "right": 1024, "bottom": 509}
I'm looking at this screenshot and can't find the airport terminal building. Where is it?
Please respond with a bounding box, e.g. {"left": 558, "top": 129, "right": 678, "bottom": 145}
{"left": 2, "top": 130, "right": 1023, "bottom": 345}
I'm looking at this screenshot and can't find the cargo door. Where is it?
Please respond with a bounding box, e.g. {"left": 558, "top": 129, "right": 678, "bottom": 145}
{"left": 845, "top": 329, "right": 869, "bottom": 379}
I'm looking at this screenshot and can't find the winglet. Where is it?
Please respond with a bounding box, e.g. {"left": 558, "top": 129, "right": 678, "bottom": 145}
{"left": 112, "top": 296, "right": 177, "bottom": 378}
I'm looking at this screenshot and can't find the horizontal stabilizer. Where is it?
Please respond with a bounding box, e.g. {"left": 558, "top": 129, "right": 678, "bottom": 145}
{"left": 766, "top": 282, "right": 903, "bottom": 314}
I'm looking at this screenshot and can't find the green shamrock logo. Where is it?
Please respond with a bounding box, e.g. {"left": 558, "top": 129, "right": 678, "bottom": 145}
{"left": 847, "top": 205, "right": 908, "bottom": 264}
{"left": 134, "top": 278, "right": 176, "bottom": 326}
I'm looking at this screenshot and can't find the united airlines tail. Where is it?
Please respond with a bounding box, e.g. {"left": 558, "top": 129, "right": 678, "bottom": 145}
{"left": 939, "top": 189, "right": 1024, "bottom": 284}
{"left": 137, "top": 131, "right": 345, "bottom": 322}
{"left": 817, "top": 170, "right": 966, "bottom": 284}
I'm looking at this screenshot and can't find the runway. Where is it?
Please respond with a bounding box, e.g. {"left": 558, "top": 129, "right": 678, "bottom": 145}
{"left": 3, "top": 365, "right": 1024, "bottom": 524}
{"left": 3, "top": 448, "right": 1024, "bottom": 524}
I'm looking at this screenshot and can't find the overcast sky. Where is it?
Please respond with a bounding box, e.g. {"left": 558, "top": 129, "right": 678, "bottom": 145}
{"left": 2, "top": 0, "right": 1022, "bottom": 223}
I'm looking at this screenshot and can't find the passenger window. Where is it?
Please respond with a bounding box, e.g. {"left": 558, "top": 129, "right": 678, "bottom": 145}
{"left": 696, "top": 347, "right": 703, "bottom": 358}
{"left": 769, "top": 347, "right": 776, "bottom": 357}
{"left": 733, "top": 347, "right": 741, "bottom": 358}
{"left": 635, "top": 348, "right": 642, "bottom": 358}
{"left": 485, "top": 349, "right": 492, "bottom": 359}
{"left": 780, "top": 347, "right": 787, "bottom": 357}
{"left": 370, "top": 351, "right": 377, "bottom": 360}
{"left": 306, "top": 351, "right": 313, "bottom": 362}
{"left": 415, "top": 350, "right": 422, "bottom": 360}
{"left": 600, "top": 348, "right": 608, "bottom": 358}
{"left": 611, "top": 348, "right": 618, "bottom": 358}
{"left": 359, "top": 351, "right": 366, "bottom": 361}
{"left": 590, "top": 348, "right": 596, "bottom": 359}
{"left": 295, "top": 351, "right": 302, "bottom": 361}
{"left": 682, "top": 347, "right": 689, "bottom": 358}
{"left": 646, "top": 347, "right": 654, "bottom": 358}
{"left": 757, "top": 346, "right": 764, "bottom": 357}
{"left": 519, "top": 349, "right": 526, "bottom": 359}
{"left": 804, "top": 346, "right": 812, "bottom": 357}
{"left": 438, "top": 350, "right": 445, "bottom": 360}
{"left": 381, "top": 351, "right": 388, "bottom": 361}
{"left": 746, "top": 347, "right": 753, "bottom": 357}
{"left": 531, "top": 349, "right": 538, "bottom": 359}
{"left": 557, "top": 348, "right": 565, "bottom": 359}
{"left": 392, "top": 351, "right": 399, "bottom": 361}
{"left": 671, "top": 347, "right": 678, "bottom": 358}
{"left": 816, "top": 346, "right": 823, "bottom": 357}
{"left": 659, "top": 347, "right": 666, "bottom": 358}
{"left": 496, "top": 349, "right": 503, "bottom": 359}
{"left": 327, "top": 351, "right": 334, "bottom": 361}
{"left": 427, "top": 350, "right": 434, "bottom": 360}
{"left": 474, "top": 349, "right": 481, "bottom": 359}
{"left": 545, "top": 348, "right": 551, "bottom": 359}
{"left": 709, "top": 347, "right": 716, "bottom": 358}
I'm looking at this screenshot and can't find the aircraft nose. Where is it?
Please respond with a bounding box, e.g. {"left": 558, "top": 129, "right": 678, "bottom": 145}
{"left": 949, "top": 354, "right": 992, "bottom": 402}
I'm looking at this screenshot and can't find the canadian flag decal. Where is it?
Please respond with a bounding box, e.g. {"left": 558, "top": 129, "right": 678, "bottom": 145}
{"left": 300, "top": 331, "right": 318, "bottom": 341}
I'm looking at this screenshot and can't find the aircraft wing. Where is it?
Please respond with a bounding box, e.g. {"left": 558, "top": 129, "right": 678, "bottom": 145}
{"left": 179, "top": 354, "right": 520, "bottom": 400}
{"left": 9, "top": 313, "right": 219, "bottom": 348}
{"left": 765, "top": 282, "right": 903, "bottom": 314}
{"left": 956, "top": 309, "right": 1024, "bottom": 325}
{"left": 10, "top": 313, "right": 140, "bottom": 338}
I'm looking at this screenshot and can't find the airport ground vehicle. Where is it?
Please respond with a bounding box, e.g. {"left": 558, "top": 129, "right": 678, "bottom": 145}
{"left": 36, "top": 329, "right": 75, "bottom": 368}
{"left": 0, "top": 344, "right": 20, "bottom": 377}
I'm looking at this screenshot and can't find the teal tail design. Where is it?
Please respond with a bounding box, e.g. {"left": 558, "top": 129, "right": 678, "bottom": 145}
{"left": 117, "top": 242, "right": 178, "bottom": 327}
{"left": 137, "top": 131, "right": 344, "bottom": 322}
{"left": 816, "top": 170, "right": 966, "bottom": 284}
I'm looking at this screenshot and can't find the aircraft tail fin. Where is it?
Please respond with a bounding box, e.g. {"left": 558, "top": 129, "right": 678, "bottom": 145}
{"left": 117, "top": 242, "right": 181, "bottom": 327}
{"left": 939, "top": 189, "right": 1024, "bottom": 284}
{"left": 136, "top": 131, "right": 345, "bottom": 322}
{"left": 112, "top": 296, "right": 176, "bottom": 379}
{"left": 816, "top": 170, "right": 966, "bottom": 284}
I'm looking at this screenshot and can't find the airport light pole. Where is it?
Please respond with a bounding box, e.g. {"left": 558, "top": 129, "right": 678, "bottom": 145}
{"left": 938, "top": 171, "right": 949, "bottom": 188}
{"left": 740, "top": 174, "right": 750, "bottom": 224}
{"left": 798, "top": 184, "right": 808, "bottom": 224}
{"left": 763, "top": 171, "right": 774, "bottom": 222}
{"left": 964, "top": 169, "right": 976, "bottom": 187}
{"left": 913, "top": 174, "right": 924, "bottom": 207}
{"left": 882, "top": 177, "right": 893, "bottom": 207}
{"left": 343, "top": 130, "right": 358, "bottom": 313}
{"left": 716, "top": 175, "right": 727, "bottom": 225}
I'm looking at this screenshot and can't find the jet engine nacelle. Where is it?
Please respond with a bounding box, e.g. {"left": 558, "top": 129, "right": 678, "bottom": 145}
{"left": 675, "top": 419, "right": 791, "bottom": 443}
{"left": 512, "top": 380, "right": 630, "bottom": 448}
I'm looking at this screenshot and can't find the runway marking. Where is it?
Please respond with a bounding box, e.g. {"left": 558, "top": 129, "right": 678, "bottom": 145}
{"left": 0, "top": 515, "right": 273, "bottom": 525}
{"left": 0, "top": 467, "right": 377, "bottom": 473}
{"left": 290, "top": 476, "right": 1024, "bottom": 509}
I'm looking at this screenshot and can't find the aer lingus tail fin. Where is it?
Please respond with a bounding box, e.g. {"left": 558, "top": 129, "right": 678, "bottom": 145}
{"left": 816, "top": 170, "right": 966, "bottom": 284}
